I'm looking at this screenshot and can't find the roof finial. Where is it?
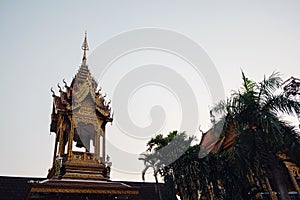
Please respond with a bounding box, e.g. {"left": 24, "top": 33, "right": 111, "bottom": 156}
{"left": 81, "top": 31, "right": 89, "bottom": 65}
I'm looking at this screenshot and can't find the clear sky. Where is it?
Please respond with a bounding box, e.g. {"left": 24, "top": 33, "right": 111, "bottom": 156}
{"left": 0, "top": 1, "right": 300, "bottom": 182}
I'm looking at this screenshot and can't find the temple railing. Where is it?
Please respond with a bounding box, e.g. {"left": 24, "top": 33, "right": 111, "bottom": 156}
{"left": 70, "top": 151, "right": 100, "bottom": 163}
{"left": 261, "top": 192, "right": 300, "bottom": 200}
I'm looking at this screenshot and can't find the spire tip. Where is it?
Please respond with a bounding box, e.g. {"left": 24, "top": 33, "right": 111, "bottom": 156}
{"left": 81, "top": 31, "right": 89, "bottom": 64}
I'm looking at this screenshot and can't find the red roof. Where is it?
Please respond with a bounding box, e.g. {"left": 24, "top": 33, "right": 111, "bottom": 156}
{"left": 199, "top": 127, "right": 235, "bottom": 154}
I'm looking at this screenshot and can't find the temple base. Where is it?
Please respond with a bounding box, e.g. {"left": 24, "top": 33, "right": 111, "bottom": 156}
{"left": 27, "top": 179, "right": 139, "bottom": 200}
{"left": 48, "top": 152, "right": 110, "bottom": 181}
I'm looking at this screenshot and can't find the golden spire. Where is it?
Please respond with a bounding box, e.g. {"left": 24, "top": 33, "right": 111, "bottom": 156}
{"left": 81, "top": 31, "right": 89, "bottom": 64}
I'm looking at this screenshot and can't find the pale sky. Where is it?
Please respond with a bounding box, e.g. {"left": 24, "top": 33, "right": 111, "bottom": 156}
{"left": 0, "top": 1, "right": 300, "bottom": 182}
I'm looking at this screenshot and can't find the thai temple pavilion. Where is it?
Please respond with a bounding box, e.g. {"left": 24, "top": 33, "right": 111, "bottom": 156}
{"left": 25, "top": 32, "right": 141, "bottom": 199}
{"left": 0, "top": 33, "right": 161, "bottom": 200}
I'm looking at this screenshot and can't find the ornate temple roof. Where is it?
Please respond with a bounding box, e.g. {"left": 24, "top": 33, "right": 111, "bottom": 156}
{"left": 50, "top": 33, "right": 112, "bottom": 123}
{"left": 71, "top": 31, "right": 98, "bottom": 89}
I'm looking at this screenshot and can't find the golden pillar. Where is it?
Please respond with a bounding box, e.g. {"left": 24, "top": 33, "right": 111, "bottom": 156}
{"left": 103, "top": 134, "right": 106, "bottom": 163}
{"left": 58, "top": 119, "right": 64, "bottom": 156}
{"left": 265, "top": 177, "right": 278, "bottom": 200}
{"left": 95, "top": 132, "right": 100, "bottom": 161}
{"left": 67, "top": 121, "right": 74, "bottom": 160}
{"left": 52, "top": 133, "right": 59, "bottom": 166}
{"left": 285, "top": 162, "right": 300, "bottom": 199}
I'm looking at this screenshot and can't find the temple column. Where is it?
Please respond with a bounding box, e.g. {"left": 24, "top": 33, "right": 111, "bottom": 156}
{"left": 265, "top": 177, "right": 278, "bottom": 200}
{"left": 58, "top": 118, "right": 64, "bottom": 156}
{"left": 95, "top": 132, "right": 100, "bottom": 160}
{"left": 285, "top": 162, "right": 300, "bottom": 199}
{"left": 52, "top": 134, "right": 59, "bottom": 166}
{"left": 103, "top": 134, "right": 106, "bottom": 163}
{"left": 67, "top": 121, "right": 75, "bottom": 160}
{"left": 104, "top": 124, "right": 107, "bottom": 163}
{"left": 247, "top": 170, "right": 262, "bottom": 199}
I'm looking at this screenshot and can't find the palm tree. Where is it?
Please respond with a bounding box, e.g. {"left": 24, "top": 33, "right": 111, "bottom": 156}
{"left": 139, "top": 151, "right": 163, "bottom": 200}
{"left": 139, "top": 131, "right": 191, "bottom": 200}
{"left": 212, "top": 71, "right": 300, "bottom": 200}
{"left": 140, "top": 131, "right": 196, "bottom": 200}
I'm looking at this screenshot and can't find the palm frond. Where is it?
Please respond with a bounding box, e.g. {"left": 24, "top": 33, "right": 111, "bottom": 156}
{"left": 258, "top": 72, "right": 282, "bottom": 104}
{"left": 264, "top": 94, "right": 300, "bottom": 115}
{"left": 241, "top": 71, "right": 256, "bottom": 93}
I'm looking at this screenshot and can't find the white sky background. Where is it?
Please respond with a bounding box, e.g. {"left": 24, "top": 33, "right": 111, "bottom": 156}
{"left": 0, "top": 1, "right": 300, "bottom": 182}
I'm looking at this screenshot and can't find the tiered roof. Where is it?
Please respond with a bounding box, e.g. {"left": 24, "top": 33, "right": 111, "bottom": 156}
{"left": 50, "top": 32, "right": 112, "bottom": 129}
